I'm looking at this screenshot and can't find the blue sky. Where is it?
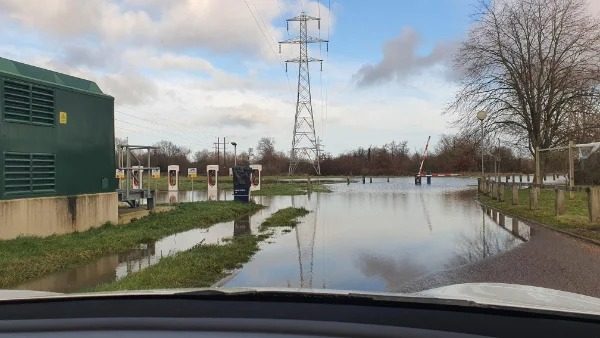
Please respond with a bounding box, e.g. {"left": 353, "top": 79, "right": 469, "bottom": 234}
{"left": 0, "top": 0, "right": 480, "bottom": 155}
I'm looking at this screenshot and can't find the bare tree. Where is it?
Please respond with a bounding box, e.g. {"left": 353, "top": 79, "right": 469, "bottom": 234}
{"left": 447, "top": 0, "right": 600, "bottom": 158}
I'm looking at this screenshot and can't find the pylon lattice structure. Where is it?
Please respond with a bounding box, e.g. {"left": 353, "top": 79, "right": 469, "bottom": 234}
{"left": 279, "top": 12, "right": 327, "bottom": 175}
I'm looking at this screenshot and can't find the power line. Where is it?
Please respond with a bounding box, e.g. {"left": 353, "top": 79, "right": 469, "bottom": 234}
{"left": 114, "top": 118, "right": 210, "bottom": 149}
{"left": 114, "top": 113, "right": 212, "bottom": 146}
{"left": 115, "top": 103, "right": 215, "bottom": 140}
{"left": 275, "top": 0, "right": 288, "bottom": 36}
{"left": 324, "top": 0, "right": 331, "bottom": 140}
{"left": 242, "top": 0, "right": 296, "bottom": 103}
{"left": 249, "top": 0, "right": 279, "bottom": 47}
{"left": 114, "top": 109, "right": 213, "bottom": 144}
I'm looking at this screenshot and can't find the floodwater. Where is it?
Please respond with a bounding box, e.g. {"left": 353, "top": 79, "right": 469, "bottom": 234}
{"left": 223, "top": 177, "right": 530, "bottom": 291}
{"left": 16, "top": 177, "right": 530, "bottom": 293}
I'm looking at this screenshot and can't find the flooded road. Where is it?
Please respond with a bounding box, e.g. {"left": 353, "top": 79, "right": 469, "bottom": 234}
{"left": 224, "top": 177, "right": 530, "bottom": 291}
{"left": 16, "top": 177, "right": 531, "bottom": 293}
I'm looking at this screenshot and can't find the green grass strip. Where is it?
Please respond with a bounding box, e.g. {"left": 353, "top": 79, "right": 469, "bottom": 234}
{"left": 261, "top": 207, "right": 310, "bottom": 228}
{"left": 0, "top": 201, "right": 262, "bottom": 288}
{"left": 90, "top": 234, "right": 268, "bottom": 292}
{"left": 480, "top": 188, "right": 600, "bottom": 241}
{"left": 253, "top": 183, "right": 331, "bottom": 196}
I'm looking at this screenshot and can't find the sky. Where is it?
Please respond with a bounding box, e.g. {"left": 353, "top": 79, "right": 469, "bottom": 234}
{"left": 1, "top": 0, "right": 598, "bottom": 156}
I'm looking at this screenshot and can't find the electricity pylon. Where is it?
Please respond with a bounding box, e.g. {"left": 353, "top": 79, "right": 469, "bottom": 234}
{"left": 279, "top": 12, "right": 328, "bottom": 175}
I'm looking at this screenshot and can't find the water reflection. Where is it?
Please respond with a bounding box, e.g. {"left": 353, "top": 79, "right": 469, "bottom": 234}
{"left": 225, "top": 178, "right": 532, "bottom": 292}
{"left": 140, "top": 190, "right": 233, "bottom": 205}
{"left": 234, "top": 214, "right": 251, "bottom": 237}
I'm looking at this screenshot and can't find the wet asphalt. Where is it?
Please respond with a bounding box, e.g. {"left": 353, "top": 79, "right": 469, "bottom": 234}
{"left": 393, "top": 223, "right": 600, "bottom": 298}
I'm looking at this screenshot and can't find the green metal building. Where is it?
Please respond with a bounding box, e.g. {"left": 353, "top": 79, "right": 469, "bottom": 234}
{"left": 0, "top": 57, "right": 116, "bottom": 200}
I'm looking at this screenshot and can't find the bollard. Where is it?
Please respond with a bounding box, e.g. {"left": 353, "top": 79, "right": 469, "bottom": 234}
{"left": 499, "top": 213, "right": 505, "bottom": 227}
{"left": 492, "top": 181, "right": 498, "bottom": 200}
{"left": 555, "top": 189, "right": 565, "bottom": 216}
{"left": 519, "top": 175, "right": 522, "bottom": 183}
{"left": 347, "top": 177, "right": 350, "bottom": 185}
{"left": 426, "top": 175, "right": 431, "bottom": 185}
{"left": 587, "top": 187, "right": 600, "bottom": 223}
{"left": 506, "top": 175, "right": 510, "bottom": 183}
{"left": 527, "top": 175, "right": 531, "bottom": 182}
{"left": 512, "top": 175, "right": 515, "bottom": 183}
{"left": 498, "top": 183, "right": 505, "bottom": 202}
{"left": 529, "top": 187, "right": 538, "bottom": 210}
{"left": 362, "top": 176, "right": 365, "bottom": 184}
{"left": 493, "top": 209, "right": 498, "bottom": 222}
{"left": 387, "top": 177, "right": 390, "bottom": 183}
{"left": 478, "top": 178, "right": 482, "bottom": 193}
{"left": 512, "top": 184, "right": 519, "bottom": 205}
{"left": 370, "top": 177, "right": 372, "bottom": 183}
{"left": 544, "top": 175, "right": 547, "bottom": 181}
{"left": 512, "top": 218, "right": 519, "bottom": 236}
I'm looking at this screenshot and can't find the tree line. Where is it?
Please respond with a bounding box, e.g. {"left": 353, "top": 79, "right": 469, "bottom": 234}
{"left": 115, "top": 134, "right": 535, "bottom": 176}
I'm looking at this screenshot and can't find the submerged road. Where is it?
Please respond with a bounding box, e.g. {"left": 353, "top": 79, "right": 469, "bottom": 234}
{"left": 394, "top": 221, "right": 600, "bottom": 298}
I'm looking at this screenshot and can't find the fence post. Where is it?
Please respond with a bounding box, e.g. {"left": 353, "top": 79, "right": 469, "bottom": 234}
{"left": 569, "top": 140, "right": 575, "bottom": 200}
{"left": 512, "top": 218, "right": 519, "bottom": 236}
{"left": 512, "top": 184, "right": 519, "bottom": 205}
{"left": 519, "top": 175, "right": 522, "bottom": 183}
{"left": 499, "top": 212, "right": 505, "bottom": 226}
{"left": 478, "top": 178, "right": 482, "bottom": 193}
{"left": 529, "top": 187, "right": 538, "bottom": 210}
{"left": 555, "top": 189, "right": 565, "bottom": 216}
{"left": 492, "top": 181, "right": 498, "bottom": 200}
{"left": 498, "top": 183, "right": 505, "bottom": 202}
{"left": 588, "top": 187, "right": 600, "bottom": 223}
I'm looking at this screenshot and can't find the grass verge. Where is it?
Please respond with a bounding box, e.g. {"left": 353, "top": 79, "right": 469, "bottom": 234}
{"left": 479, "top": 188, "right": 600, "bottom": 241}
{"left": 253, "top": 183, "right": 332, "bottom": 196}
{"left": 90, "top": 234, "right": 269, "bottom": 292}
{"left": 261, "top": 207, "right": 310, "bottom": 229}
{"left": 0, "top": 201, "right": 262, "bottom": 288}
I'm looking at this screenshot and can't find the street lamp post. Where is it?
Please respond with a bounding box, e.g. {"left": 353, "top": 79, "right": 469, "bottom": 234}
{"left": 477, "top": 111, "right": 488, "bottom": 179}
{"left": 231, "top": 142, "right": 237, "bottom": 166}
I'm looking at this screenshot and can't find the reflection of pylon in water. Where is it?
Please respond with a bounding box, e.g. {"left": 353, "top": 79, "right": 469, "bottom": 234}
{"left": 293, "top": 196, "right": 318, "bottom": 288}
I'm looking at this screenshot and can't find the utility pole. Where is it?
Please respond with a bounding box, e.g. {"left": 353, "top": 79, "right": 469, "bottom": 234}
{"left": 215, "top": 137, "right": 220, "bottom": 168}
{"left": 213, "top": 137, "right": 229, "bottom": 175}
{"left": 279, "top": 12, "right": 328, "bottom": 176}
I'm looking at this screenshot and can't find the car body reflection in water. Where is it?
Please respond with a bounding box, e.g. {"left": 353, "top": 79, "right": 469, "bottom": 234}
{"left": 15, "top": 178, "right": 530, "bottom": 293}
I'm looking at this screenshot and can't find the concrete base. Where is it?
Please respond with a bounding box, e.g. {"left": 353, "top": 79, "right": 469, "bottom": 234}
{"left": 0, "top": 192, "right": 118, "bottom": 240}
{"left": 118, "top": 206, "right": 174, "bottom": 224}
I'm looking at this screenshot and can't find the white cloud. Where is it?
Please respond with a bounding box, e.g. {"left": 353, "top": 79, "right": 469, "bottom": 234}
{"left": 352, "top": 27, "right": 460, "bottom": 87}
